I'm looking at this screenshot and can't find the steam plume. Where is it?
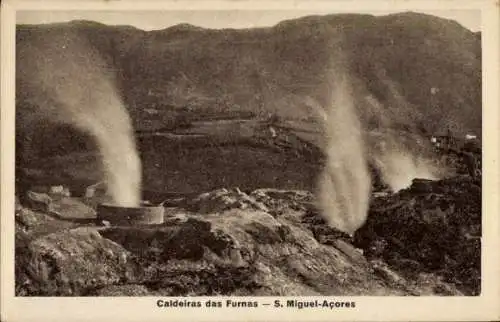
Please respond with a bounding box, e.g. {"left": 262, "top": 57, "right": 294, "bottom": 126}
{"left": 370, "top": 139, "right": 441, "bottom": 192}
{"left": 316, "top": 73, "right": 371, "bottom": 236}
{"left": 17, "top": 28, "right": 141, "bottom": 206}
{"left": 316, "top": 51, "right": 445, "bottom": 235}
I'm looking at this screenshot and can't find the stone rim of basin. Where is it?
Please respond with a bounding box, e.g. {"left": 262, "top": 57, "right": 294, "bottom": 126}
{"left": 96, "top": 202, "right": 165, "bottom": 226}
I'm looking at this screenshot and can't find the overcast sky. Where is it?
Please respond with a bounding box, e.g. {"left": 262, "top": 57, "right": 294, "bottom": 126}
{"left": 17, "top": 9, "right": 481, "bottom": 32}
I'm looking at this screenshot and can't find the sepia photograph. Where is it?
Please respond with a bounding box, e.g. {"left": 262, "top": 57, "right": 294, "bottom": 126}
{"left": 1, "top": 0, "right": 499, "bottom": 321}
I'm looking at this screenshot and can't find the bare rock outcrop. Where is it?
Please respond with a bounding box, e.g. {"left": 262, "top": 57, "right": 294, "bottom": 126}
{"left": 354, "top": 175, "right": 481, "bottom": 295}
{"left": 15, "top": 174, "right": 480, "bottom": 296}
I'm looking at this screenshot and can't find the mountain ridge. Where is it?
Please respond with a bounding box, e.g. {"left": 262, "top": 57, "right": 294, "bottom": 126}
{"left": 16, "top": 12, "right": 481, "bottom": 137}
{"left": 15, "top": 12, "right": 481, "bottom": 191}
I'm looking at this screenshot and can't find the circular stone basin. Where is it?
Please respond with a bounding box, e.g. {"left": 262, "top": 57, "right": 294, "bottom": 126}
{"left": 97, "top": 202, "right": 164, "bottom": 226}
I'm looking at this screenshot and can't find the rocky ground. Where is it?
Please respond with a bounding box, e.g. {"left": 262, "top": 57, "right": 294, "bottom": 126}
{"left": 15, "top": 143, "right": 481, "bottom": 297}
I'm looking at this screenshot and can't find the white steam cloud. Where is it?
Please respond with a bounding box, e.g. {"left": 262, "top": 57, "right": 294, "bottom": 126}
{"left": 316, "top": 74, "right": 372, "bottom": 236}
{"left": 17, "top": 28, "right": 141, "bottom": 207}
{"left": 317, "top": 54, "right": 445, "bottom": 235}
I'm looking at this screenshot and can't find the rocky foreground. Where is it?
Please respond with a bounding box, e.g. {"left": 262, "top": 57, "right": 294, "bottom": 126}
{"left": 15, "top": 167, "right": 481, "bottom": 297}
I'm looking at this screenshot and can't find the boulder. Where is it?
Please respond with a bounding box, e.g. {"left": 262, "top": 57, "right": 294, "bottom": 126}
{"left": 16, "top": 227, "right": 138, "bottom": 296}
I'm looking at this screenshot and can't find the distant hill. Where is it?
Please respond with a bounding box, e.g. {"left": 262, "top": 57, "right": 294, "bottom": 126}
{"left": 16, "top": 12, "right": 481, "bottom": 136}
